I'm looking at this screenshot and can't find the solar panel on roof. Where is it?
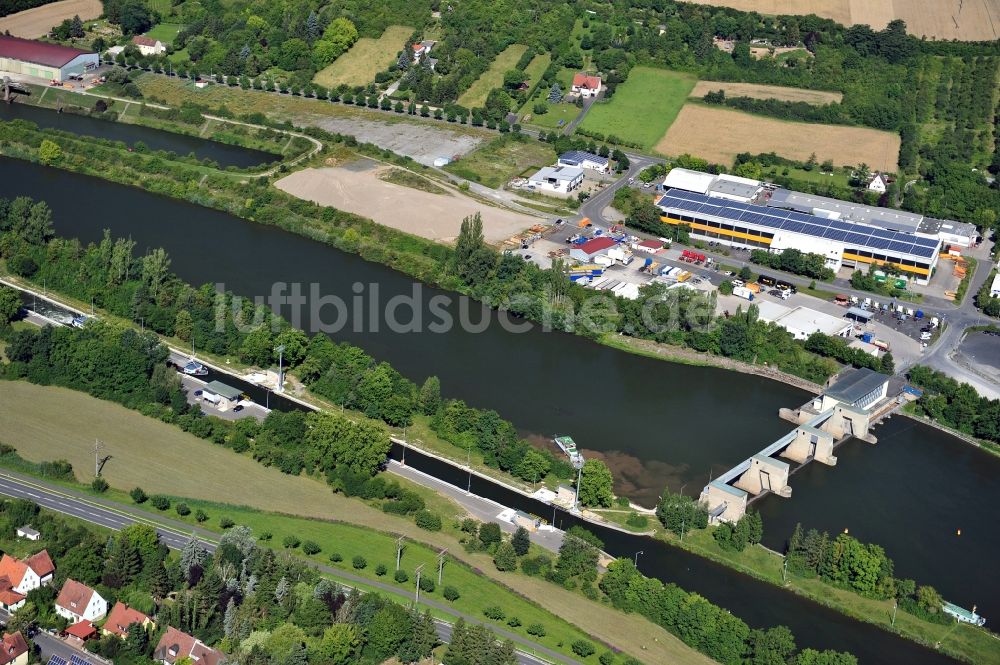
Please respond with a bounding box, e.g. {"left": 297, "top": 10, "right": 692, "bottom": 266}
{"left": 47, "top": 657, "right": 68, "bottom": 665}
{"left": 70, "top": 655, "right": 98, "bottom": 665}
{"left": 783, "top": 221, "right": 807, "bottom": 234}
{"left": 869, "top": 228, "right": 896, "bottom": 239}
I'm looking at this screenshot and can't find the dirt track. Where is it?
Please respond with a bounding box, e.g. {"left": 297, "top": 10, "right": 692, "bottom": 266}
{"left": 657, "top": 105, "right": 900, "bottom": 171}
{"left": 275, "top": 163, "right": 536, "bottom": 244}
{"left": 690, "top": 81, "right": 842, "bottom": 105}
{"left": 0, "top": 0, "right": 102, "bottom": 38}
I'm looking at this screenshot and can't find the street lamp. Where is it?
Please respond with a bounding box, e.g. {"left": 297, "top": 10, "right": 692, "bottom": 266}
{"left": 633, "top": 550, "right": 644, "bottom": 566}
{"left": 274, "top": 344, "right": 285, "bottom": 394}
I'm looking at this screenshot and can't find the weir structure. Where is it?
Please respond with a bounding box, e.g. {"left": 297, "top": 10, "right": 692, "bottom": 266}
{"left": 701, "top": 368, "right": 891, "bottom": 523}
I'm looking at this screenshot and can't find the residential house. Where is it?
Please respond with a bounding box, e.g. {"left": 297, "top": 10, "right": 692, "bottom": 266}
{"left": 527, "top": 165, "right": 584, "bottom": 194}
{"left": 14, "top": 526, "right": 39, "bottom": 541}
{"left": 867, "top": 173, "right": 888, "bottom": 193}
{"left": 411, "top": 40, "right": 435, "bottom": 62}
{"left": 0, "top": 632, "right": 28, "bottom": 665}
{"left": 154, "top": 626, "right": 224, "bottom": 665}
{"left": 131, "top": 35, "right": 166, "bottom": 56}
{"left": 102, "top": 601, "right": 155, "bottom": 639}
{"left": 0, "top": 550, "right": 55, "bottom": 594}
{"left": 571, "top": 73, "right": 602, "bottom": 98}
{"left": 55, "top": 579, "right": 107, "bottom": 623}
{"left": 558, "top": 150, "right": 609, "bottom": 173}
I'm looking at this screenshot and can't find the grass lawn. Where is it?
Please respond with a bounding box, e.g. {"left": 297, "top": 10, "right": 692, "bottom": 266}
{"left": 521, "top": 53, "right": 551, "bottom": 89}
{"left": 766, "top": 165, "right": 852, "bottom": 187}
{"left": 313, "top": 25, "right": 413, "bottom": 88}
{"left": 145, "top": 22, "right": 185, "bottom": 44}
{"left": 578, "top": 67, "right": 696, "bottom": 149}
{"left": 443, "top": 133, "right": 554, "bottom": 189}
{"left": 522, "top": 103, "right": 579, "bottom": 129}
{"left": 457, "top": 44, "right": 528, "bottom": 109}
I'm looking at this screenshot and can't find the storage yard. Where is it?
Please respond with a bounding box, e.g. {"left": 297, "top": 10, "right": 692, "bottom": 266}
{"left": 656, "top": 105, "right": 901, "bottom": 171}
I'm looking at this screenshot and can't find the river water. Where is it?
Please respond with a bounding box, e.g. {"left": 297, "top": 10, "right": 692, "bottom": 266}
{"left": 4, "top": 150, "right": 997, "bottom": 662}
{"left": 0, "top": 102, "right": 278, "bottom": 169}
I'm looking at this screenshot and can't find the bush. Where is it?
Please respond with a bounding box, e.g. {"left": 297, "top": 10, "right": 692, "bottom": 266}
{"left": 375, "top": 564, "right": 387, "bottom": 576}
{"left": 129, "top": 487, "right": 148, "bottom": 504}
{"left": 195, "top": 509, "right": 208, "bottom": 523}
{"left": 302, "top": 540, "right": 321, "bottom": 555}
{"left": 283, "top": 535, "right": 301, "bottom": 549}
{"left": 625, "top": 512, "right": 648, "bottom": 528}
{"left": 90, "top": 477, "right": 109, "bottom": 493}
{"left": 352, "top": 555, "right": 367, "bottom": 570}
{"left": 175, "top": 502, "right": 190, "bottom": 516}
{"left": 219, "top": 517, "right": 234, "bottom": 529}
{"left": 572, "top": 640, "right": 596, "bottom": 658}
{"left": 600, "top": 652, "right": 616, "bottom": 665}
{"left": 329, "top": 552, "right": 343, "bottom": 563}
{"left": 418, "top": 576, "right": 435, "bottom": 592}
{"left": 414, "top": 509, "right": 442, "bottom": 531}
{"left": 443, "top": 585, "right": 460, "bottom": 601}
{"left": 507, "top": 616, "right": 521, "bottom": 627}
{"left": 150, "top": 495, "right": 170, "bottom": 510}
{"left": 527, "top": 623, "right": 546, "bottom": 637}
{"left": 394, "top": 569, "right": 408, "bottom": 583}
{"left": 483, "top": 606, "right": 505, "bottom": 620}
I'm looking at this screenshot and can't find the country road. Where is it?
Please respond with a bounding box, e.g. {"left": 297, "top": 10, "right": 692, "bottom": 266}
{"left": 0, "top": 469, "right": 576, "bottom": 665}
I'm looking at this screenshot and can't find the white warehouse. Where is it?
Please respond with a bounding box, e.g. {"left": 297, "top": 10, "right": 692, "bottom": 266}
{"left": 528, "top": 165, "right": 584, "bottom": 194}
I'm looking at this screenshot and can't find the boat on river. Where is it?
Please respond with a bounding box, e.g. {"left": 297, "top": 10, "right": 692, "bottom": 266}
{"left": 180, "top": 359, "right": 209, "bottom": 376}
{"left": 553, "top": 435, "right": 584, "bottom": 468}
{"left": 942, "top": 601, "right": 986, "bottom": 627}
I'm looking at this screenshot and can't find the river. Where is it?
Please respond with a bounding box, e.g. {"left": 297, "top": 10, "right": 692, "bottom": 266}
{"left": 4, "top": 155, "right": 997, "bottom": 663}
{"left": 0, "top": 102, "right": 278, "bottom": 169}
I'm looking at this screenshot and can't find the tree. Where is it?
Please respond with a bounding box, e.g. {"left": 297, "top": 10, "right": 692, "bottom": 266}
{"left": 511, "top": 526, "right": 530, "bottom": 556}
{"left": 493, "top": 541, "right": 518, "bottom": 571}
{"left": 548, "top": 83, "right": 563, "bottom": 102}
{"left": 577, "top": 459, "right": 613, "bottom": 508}
{"left": 419, "top": 376, "right": 441, "bottom": 414}
{"left": 173, "top": 310, "right": 192, "bottom": 342}
{"left": 39, "top": 139, "right": 62, "bottom": 164}
{"left": 739, "top": 266, "right": 753, "bottom": 281}
{"left": 454, "top": 213, "right": 495, "bottom": 285}
{"left": 0, "top": 286, "right": 21, "bottom": 325}
{"left": 478, "top": 522, "right": 502, "bottom": 548}
{"left": 514, "top": 449, "right": 550, "bottom": 484}
{"left": 316, "top": 624, "right": 360, "bottom": 665}
{"left": 322, "top": 18, "right": 359, "bottom": 52}
{"left": 367, "top": 604, "right": 413, "bottom": 658}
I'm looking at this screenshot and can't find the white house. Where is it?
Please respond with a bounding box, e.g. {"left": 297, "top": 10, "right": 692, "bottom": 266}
{"left": 558, "top": 150, "right": 609, "bottom": 173}
{"left": 527, "top": 165, "right": 584, "bottom": 194}
{"left": 131, "top": 35, "right": 166, "bottom": 56}
{"left": 411, "top": 40, "right": 435, "bottom": 62}
{"left": 15, "top": 526, "right": 39, "bottom": 541}
{"left": 55, "top": 579, "right": 108, "bottom": 623}
{"left": 571, "top": 73, "right": 602, "bottom": 98}
{"left": 0, "top": 551, "right": 55, "bottom": 594}
{"left": 867, "top": 173, "right": 887, "bottom": 193}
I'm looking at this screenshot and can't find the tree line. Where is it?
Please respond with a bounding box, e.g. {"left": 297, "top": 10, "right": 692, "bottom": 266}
{"left": 750, "top": 248, "right": 835, "bottom": 281}
{"left": 907, "top": 365, "right": 1000, "bottom": 446}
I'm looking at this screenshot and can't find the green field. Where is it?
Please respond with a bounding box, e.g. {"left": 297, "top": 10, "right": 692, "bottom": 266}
{"left": 578, "top": 67, "right": 696, "bottom": 149}
{"left": 443, "top": 134, "right": 554, "bottom": 188}
{"left": 521, "top": 52, "right": 551, "bottom": 88}
{"left": 145, "top": 22, "right": 185, "bottom": 44}
{"left": 521, "top": 103, "right": 578, "bottom": 129}
{"left": 457, "top": 44, "right": 528, "bottom": 109}
{"left": 313, "top": 25, "right": 413, "bottom": 88}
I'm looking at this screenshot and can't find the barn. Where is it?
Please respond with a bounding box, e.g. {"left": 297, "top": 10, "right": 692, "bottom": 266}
{"left": 0, "top": 35, "right": 98, "bottom": 82}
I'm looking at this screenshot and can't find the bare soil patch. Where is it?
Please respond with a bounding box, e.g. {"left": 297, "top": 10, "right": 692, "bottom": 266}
{"left": 276, "top": 164, "right": 536, "bottom": 244}
{"left": 690, "top": 81, "right": 842, "bottom": 105}
{"left": 0, "top": 0, "right": 102, "bottom": 38}
{"left": 656, "top": 104, "right": 900, "bottom": 171}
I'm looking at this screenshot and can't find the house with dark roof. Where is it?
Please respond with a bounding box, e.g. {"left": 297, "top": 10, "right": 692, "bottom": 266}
{"left": 820, "top": 367, "right": 890, "bottom": 412}
{"left": 55, "top": 579, "right": 107, "bottom": 623}
{"left": 0, "top": 632, "right": 28, "bottom": 665}
{"left": 154, "top": 626, "right": 223, "bottom": 665}
{"left": 558, "top": 150, "right": 610, "bottom": 173}
{"left": 102, "top": 601, "right": 155, "bottom": 638}
{"left": 0, "top": 35, "right": 98, "bottom": 82}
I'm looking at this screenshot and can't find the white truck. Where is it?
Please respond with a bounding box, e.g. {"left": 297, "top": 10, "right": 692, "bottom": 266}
{"left": 732, "top": 286, "right": 755, "bottom": 301}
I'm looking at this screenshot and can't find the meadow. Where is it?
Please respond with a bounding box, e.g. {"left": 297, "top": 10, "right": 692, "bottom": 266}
{"left": 457, "top": 44, "right": 528, "bottom": 109}
{"left": 313, "top": 25, "right": 414, "bottom": 88}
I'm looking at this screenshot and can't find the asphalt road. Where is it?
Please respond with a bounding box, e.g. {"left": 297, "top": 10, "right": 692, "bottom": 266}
{"left": 0, "top": 470, "right": 575, "bottom": 665}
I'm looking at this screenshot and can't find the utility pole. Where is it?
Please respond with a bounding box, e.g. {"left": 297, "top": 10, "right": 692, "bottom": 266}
{"left": 680, "top": 518, "right": 685, "bottom": 542}
{"left": 633, "top": 550, "right": 643, "bottom": 566}
{"left": 466, "top": 446, "right": 472, "bottom": 494}
{"left": 94, "top": 439, "right": 103, "bottom": 477}
{"left": 395, "top": 536, "right": 405, "bottom": 571}
{"left": 274, "top": 344, "right": 285, "bottom": 393}
{"left": 782, "top": 556, "right": 787, "bottom": 583}
{"left": 891, "top": 599, "right": 897, "bottom": 627}
{"left": 401, "top": 427, "right": 407, "bottom": 466}
{"left": 414, "top": 564, "right": 425, "bottom": 606}
{"left": 437, "top": 548, "right": 448, "bottom": 585}
{"left": 573, "top": 463, "right": 582, "bottom": 512}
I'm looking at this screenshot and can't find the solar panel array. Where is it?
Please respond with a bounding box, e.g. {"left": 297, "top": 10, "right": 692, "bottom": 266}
{"left": 47, "top": 654, "right": 99, "bottom": 665}
{"left": 657, "top": 189, "right": 939, "bottom": 259}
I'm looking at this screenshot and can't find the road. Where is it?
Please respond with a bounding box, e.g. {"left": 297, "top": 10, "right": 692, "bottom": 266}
{"left": 0, "top": 470, "right": 575, "bottom": 665}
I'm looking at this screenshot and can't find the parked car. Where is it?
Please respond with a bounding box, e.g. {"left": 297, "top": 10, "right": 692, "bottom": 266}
{"left": 920, "top": 332, "right": 932, "bottom": 340}
{"left": 233, "top": 404, "right": 244, "bottom": 413}
{"left": 194, "top": 389, "right": 203, "bottom": 397}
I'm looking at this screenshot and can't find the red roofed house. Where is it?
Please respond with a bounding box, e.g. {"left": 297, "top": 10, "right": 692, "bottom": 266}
{"left": 64, "top": 619, "right": 97, "bottom": 646}
{"left": 131, "top": 35, "right": 166, "bottom": 56}
{"left": 154, "top": 626, "right": 223, "bottom": 665}
{"left": 0, "top": 632, "right": 28, "bottom": 665}
{"left": 570, "top": 236, "right": 617, "bottom": 262}
{"left": 0, "top": 550, "right": 56, "bottom": 610}
{"left": 411, "top": 40, "right": 435, "bottom": 62}
{"left": 636, "top": 239, "right": 664, "bottom": 253}
{"left": 571, "top": 73, "right": 602, "bottom": 98}
{"left": 102, "top": 601, "right": 156, "bottom": 639}
{"left": 55, "top": 579, "right": 107, "bottom": 623}
{"left": 0, "top": 35, "right": 98, "bottom": 82}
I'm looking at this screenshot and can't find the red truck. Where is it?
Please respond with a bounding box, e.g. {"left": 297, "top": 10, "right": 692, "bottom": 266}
{"left": 681, "top": 249, "right": 706, "bottom": 264}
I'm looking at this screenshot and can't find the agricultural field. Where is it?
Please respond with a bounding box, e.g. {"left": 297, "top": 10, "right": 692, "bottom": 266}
{"left": 457, "top": 44, "right": 528, "bottom": 109}
{"left": 690, "top": 80, "right": 842, "bottom": 105}
{"left": 521, "top": 53, "right": 551, "bottom": 90}
{"left": 688, "top": 0, "right": 1000, "bottom": 41}
{"left": 313, "top": 24, "right": 413, "bottom": 89}
{"left": 0, "top": 0, "right": 101, "bottom": 37}
{"left": 144, "top": 22, "right": 185, "bottom": 45}
{"left": 578, "top": 67, "right": 696, "bottom": 149}
{"left": 657, "top": 104, "right": 901, "bottom": 171}
{"left": 443, "top": 134, "right": 555, "bottom": 189}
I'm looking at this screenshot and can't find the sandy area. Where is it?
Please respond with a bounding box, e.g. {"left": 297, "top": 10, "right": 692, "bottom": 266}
{"left": 276, "top": 163, "right": 537, "bottom": 244}
{"left": 689, "top": 0, "right": 999, "bottom": 41}
{"left": 0, "top": 0, "right": 102, "bottom": 38}
{"left": 656, "top": 105, "right": 900, "bottom": 171}
{"left": 691, "top": 81, "right": 842, "bottom": 105}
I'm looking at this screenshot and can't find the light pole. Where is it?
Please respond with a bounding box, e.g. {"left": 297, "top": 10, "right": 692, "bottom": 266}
{"left": 782, "top": 556, "right": 787, "bottom": 583}
{"left": 395, "top": 536, "right": 404, "bottom": 571}
{"left": 891, "top": 599, "right": 897, "bottom": 626}
{"left": 573, "top": 463, "right": 583, "bottom": 512}
{"left": 414, "top": 564, "right": 425, "bottom": 606}
{"left": 437, "top": 548, "right": 448, "bottom": 585}
{"left": 274, "top": 344, "right": 285, "bottom": 393}
{"left": 466, "top": 446, "right": 472, "bottom": 494}
{"left": 633, "top": 550, "right": 643, "bottom": 566}
{"left": 401, "top": 427, "right": 407, "bottom": 466}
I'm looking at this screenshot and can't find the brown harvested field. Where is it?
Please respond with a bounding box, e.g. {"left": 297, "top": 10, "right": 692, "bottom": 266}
{"left": 690, "top": 81, "right": 842, "bottom": 105}
{"left": 0, "top": 0, "right": 102, "bottom": 38}
{"left": 276, "top": 162, "right": 537, "bottom": 244}
{"left": 688, "top": 0, "right": 1000, "bottom": 41}
{"left": 657, "top": 105, "right": 899, "bottom": 171}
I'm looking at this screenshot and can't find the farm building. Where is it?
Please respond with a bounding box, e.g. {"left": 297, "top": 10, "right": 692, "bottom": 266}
{"left": 558, "top": 150, "right": 610, "bottom": 173}
{"left": 528, "top": 165, "right": 584, "bottom": 194}
{"left": 656, "top": 188, "right": 941, "bottom": 284}
{"left": 754, "top": 301, "right": 853, "bottom": 341}
{"left": 571, "top": 73, "right": 602, "bottom": 97}
{"left": 0, "top": 35, "right": 97, "bottom": 81}
{"left": 570, "top": 236, "right": 617, "bottom": 262}
{"left": 131, "top": 35, "right": 166, "bottom": 55}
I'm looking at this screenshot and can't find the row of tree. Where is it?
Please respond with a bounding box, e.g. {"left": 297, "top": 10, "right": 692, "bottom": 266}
{"left": 907, "top": 365, "right": 1000, "bottom": 444}
{"left": 750, "top": 248, "right": 836, "bottom": 281}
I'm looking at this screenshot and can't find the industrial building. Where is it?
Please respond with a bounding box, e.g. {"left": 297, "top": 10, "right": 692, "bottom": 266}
{"left": 528, "top": 165, "right": 584, "bottom": 194}
{"left": 558, "top": 150, "right": 610, "bottom": 173}
{"left": 754, "top": 301, "right": 853, "bottom": 340}
{"left": 0, "top": 35, "right": 97, "bottom": 82}
{"left": 818, "top": 367, "right": 889, "bottom": 412}
{"left": 655, "top": 188, "right": 941, "bottom": 284}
